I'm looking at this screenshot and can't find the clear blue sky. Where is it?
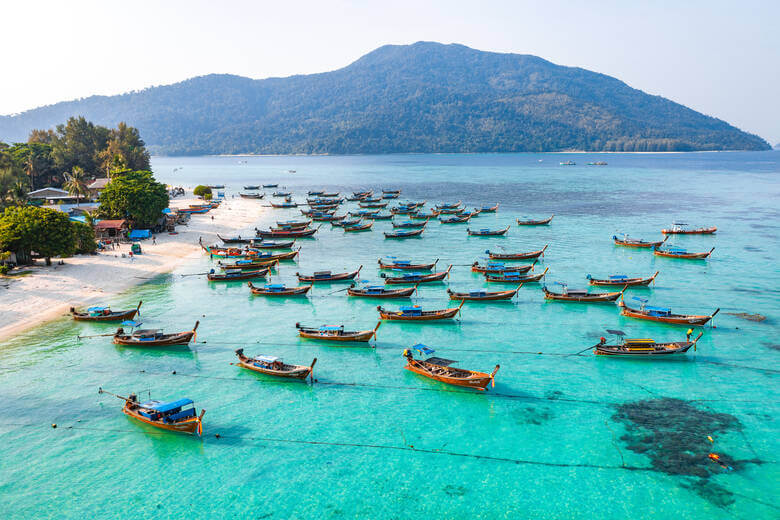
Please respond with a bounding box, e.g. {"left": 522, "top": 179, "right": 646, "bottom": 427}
{"left": 2, "top": 0, "right": 778, "bottom": 144}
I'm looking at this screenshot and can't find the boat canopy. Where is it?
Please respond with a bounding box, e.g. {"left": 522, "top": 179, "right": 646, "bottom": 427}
{"left": 609, "top": 275, "right": 628, "bottom": 279}
{"left": 412, "top": 343, "right": 435, "bottom": 355}
{"left": 469, "top": 290, "right": 488, "bottom": 297}
{"left": 319, "top": 325, "right": 343, "bottom": 331}
{"left": 646, "top": 306, "right": 671, "bottom": 315}
{"left": 87, "top": 306, "right": 109, "bottom": 312}
{"left": 265, "top": 284, "right": 286, "bottom": 290}
{"left": 142, "top": 398, "right": 194, "bottom": 413}
{"left": 254, "top": 355, "right": 279, "bottom": 364}
{"left": 400, "top": 306, "right": 422, "bottom": 315}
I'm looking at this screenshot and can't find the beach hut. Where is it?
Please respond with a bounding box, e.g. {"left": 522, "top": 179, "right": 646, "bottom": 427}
{"left": 95, "top": 219, "right": 128, "bottom": 240}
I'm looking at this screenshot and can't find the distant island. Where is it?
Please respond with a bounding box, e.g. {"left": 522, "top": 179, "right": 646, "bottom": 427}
{"left": 0, "top": 42, "right": 770, "bottom": 155}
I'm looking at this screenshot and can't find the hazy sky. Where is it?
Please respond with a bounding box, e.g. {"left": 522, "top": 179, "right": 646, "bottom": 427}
{"left": 2, "top": 0, "right": 778, "bottom": 143}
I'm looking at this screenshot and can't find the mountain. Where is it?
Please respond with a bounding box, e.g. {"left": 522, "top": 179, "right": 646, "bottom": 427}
{"left": 0, "top": 42, "right": 770, "bottom": 154}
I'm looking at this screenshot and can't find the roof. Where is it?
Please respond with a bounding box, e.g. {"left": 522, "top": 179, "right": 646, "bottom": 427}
{"left": 27, "top": 187, "right": 70, "bottom": 199}
{"left": 95, "top": 219, "right": 127, "bottom": 230}
{"left": 141, "top": 398, "right": 194, "bottom": 413}
{"left": 88, "top": 178, "right": 110, "bottom": 189}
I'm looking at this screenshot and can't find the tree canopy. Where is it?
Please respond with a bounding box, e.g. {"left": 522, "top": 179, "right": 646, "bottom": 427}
{"left": 0, "top": 206, "right": 77, "bottom": 265}
{"left": 97, "top": 170, "right": 169, "bottom": 228}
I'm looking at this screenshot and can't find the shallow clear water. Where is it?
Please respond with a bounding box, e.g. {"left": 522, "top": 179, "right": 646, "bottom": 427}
{"left": 2, "top": 152, "right": 778, "bottom": 519}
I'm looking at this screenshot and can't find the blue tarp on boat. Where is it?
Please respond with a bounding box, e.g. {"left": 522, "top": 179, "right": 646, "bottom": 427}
{"left": 142, "top": 398, "right": 193, "bottom": 413}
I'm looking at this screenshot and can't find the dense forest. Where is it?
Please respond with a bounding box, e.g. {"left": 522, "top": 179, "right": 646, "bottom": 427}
{"left": 0, "top": 42, "right": 770, "bottom": 154}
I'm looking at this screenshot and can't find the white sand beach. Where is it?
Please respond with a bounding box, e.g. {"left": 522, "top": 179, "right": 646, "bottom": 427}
{"left": 0, "top": 194, "right": 265, "bottom": 342}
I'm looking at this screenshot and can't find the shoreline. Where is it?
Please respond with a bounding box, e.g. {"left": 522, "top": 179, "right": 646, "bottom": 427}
{"left": 0, "top": 194, "right": 264, "bottom": 343}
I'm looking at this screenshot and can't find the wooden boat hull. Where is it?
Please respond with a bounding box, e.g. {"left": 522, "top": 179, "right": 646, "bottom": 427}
{"left": 440, "top": 216, "right": 470, "bottom": 223}
{"left": 344, "top": 223, "right": 372, "bottom": 232}
{"left": 71, "top": 302, "right": 142, "bottom": 322}
{"left": 123, "top": 405, "right": 201, "bottom": 435}
{"left": 653, "top": 248, "right": 714, "bottom": 259}
{"left": 384, "top": 229, "right": 424, "bottom": 238}
{"left": 447, "top": 288, "right": 518, "bottom": 301}
{"left": 207, "top": 268, "right": 268, "bottom": 281}
{"left": 487, "top": 245, "right": 547, "bottom": 260}
{"left": 297, "top": 330, "right": 375, "bottom": 342}
{"left": 594, "top": 343, "right": 693, "bottom": 357}
{"left": 113, "top": 331, "right": 196, "bottom": 346}
{"left": 297, "top": 267, "right": 362, "bottom": 283}
{"left": 250, "top": 241, "right": 296, "bottom": 250}
{"left": 378, "top": 260, "right": 436, "bottom": 270}
{"left": 381, "top": 267, "right": 451, "bottom": 284}
{"left": 588, "top": 271, "right": 658, "bottom": 287}
{"left": 613, "top": 237, "right": 666, "bottom": 248}
{"left": 405, "top": 359, "right": 497, "bottom": 390}
{"left": 618, "top": 303, "right": 717, "bottom": 326}
{"left": 247, "top": 283, "right": 312, "bottom": 296}
{"left": 257, "top": 228, "right": 318, "bottom": 238}
{"left": 348, "top": 286, "right": 416, "bottom": 298}
{"left": 661, "top": 227, "right": 717, "bottom": 235}
{"left": 218, "top": 258, "right": 279, "bottom": 270}
{"left": 471, "top": 263, "right": 533, "bottom": 274}
{"left": 234, "top": 352, "right": 314, "bottom": 379}
{"left": 378, "top": 305, "right": 462, "bottom": 321}
{"left": 542, "top": 287, "right": 624, "bottom": 302}
{"left": 517, "top": 215, "right": 554, "bottom": 225}
{"left": 467, "top": 227, "right": 509, "bottom": 236}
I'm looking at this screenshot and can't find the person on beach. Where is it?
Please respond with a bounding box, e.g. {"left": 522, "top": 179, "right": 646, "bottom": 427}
{"left": 152, "top": 236, "right": 156, "bottom": 245}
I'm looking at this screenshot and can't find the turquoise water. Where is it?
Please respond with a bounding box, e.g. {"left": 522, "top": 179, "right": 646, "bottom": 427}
{"left": 2, "top": 152, "right": 778, "bottom": 519}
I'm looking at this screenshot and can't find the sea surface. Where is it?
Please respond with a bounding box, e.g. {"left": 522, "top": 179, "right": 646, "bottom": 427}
{"left": 2, "top": 152, "right": 779, "bottom": 519}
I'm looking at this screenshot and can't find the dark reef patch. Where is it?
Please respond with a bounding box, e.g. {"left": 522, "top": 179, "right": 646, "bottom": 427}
{"left": 513, "top": 406, "right": 554, "bottom": 425}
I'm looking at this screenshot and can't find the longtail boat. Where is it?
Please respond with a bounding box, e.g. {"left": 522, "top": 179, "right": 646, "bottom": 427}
{"left": 382, "top": 189, "right": 401, "bottom": 195}
{"left": 239, "top": 193, "right": 264, "bottom": 199}
{"left": 438, "top": 207, "right": 466, "bottom": 215}
{"left": 301, "top": 208, "right": 334, "bottom": 216}
{"left": 377, "top": 301, "right": 464, "bottom": 321}
{"left": 467, "top": 226, "right": 509, "bottom": 236}
{"left": 207, "top": 267, "right": 268, "bottom": 281}
{"left": 71, "top": 301, "right": 142, "bottom": 322}
{"left": 480, "top": 203, "right": 500, "bottom": 212}
{"left": 349, "top": 209, "right": 380, "bottom": 217}
{"left": 319, "top": 192, "right": 340, "bottom": 198}
{"left": 381, "top": 266, "right": 452, "bottom": 284}
{"left": 471, "top": 260, "right": 536, "bottom": 274}
{"left": 593, "top": 329, "right": 704, "bottom": 357}
{"left": 362, "top": 197, "right": 383, "bottom": 203}
{"left": 217, "top": 234, "right": 253, "bottom": 244}
{"left": 296, "top": 266, "right": 362, "bottom": 283}
{"left": 392, "top": 219, "right": 427, "bottom": 229}
{"left": 517, "top": 214, "right": 554, "bottom": 225}
{"left": 460, "top": 209, "right": 481, "bottom": 218}
{"left": 436, "top": 201, "right": 462, "bottom": 209}
{"left": 618, "top": 296, "right": 719, "bottom": 326}
{"left": 199, "top": 239, "right": 247, "bottom": 258}
{"left": 384, "top": 229, "right": 424, "bottom": 238}
{"left": 411, "top": 210, "right": 440, "bottom": 219}
{"left": 270, "top": 201, "right": 298, "bottom": 208}
{"left": 485, "top": 245, "right": 547, "bottom": 260}
{"left": 390, "top": 207, "right": 418, "bottom": 215}
{"left": 312, "top": 214, "right": 346, "bottom": 222}
{"left": 587, "top": 271, "right": 658, "bottom": 287}
{"left": 439, "top": 215, "right": 471, "bottom": 224}
{"left": 249, "top": 240, "right": 296, "bottom": 250}
{"left": 307, "top": 197, "right": 342, "bottom": 205}
{"left": 218, "top": 258, "right": 279, "bottom": 270}
{"left": 343, "top": 222, "right": 372, "bottom": 232}
{"left": 368, "top": 213, "right": 393, "bottom": 220}
{"left": 241, "top": 247, "right": 300, "bottom": 262}
{"left": 233, "top": 349, "right": 316, "bottom": 380}
{"left": 378, "top": 258, "right": 438, "bottom": 270}
{"left": 661, "top": 223, "right": 717, "bottom": 235}
{"left": 307, "top": 190, "right": 325, "bottom": 196}
{"left": 332, "top": 218, "right": 362, "bottom": 228}
{"left": 447, "top": 287, "right": 519, "bottom": 301}
{"left": 485, "top": 267, "right": 549, "bottom": 283}
{"left": 542, "top": 284, "right": 626, "bottom": 302}
{"left": 272, "top": 191, "right": 291, "bottom": 197}
{"left": 244, "top": 185, "right": 261, "bottom": 190}
{"left": 99, "top": 389, "right": 204, "bottom": 436}
{"left": 359, "top": 201, "right": 388, "bottom": 208}
{"left": 403, "top": 345, "right": 498, "bottom": 390}
{"left": 275, "top": 220, "right": 311, "bottom": 229}
{"left": 295, "top": 322, "right": 381, "bottom": 342}
{"left": 347, "top": 282, "right": 417, "bottom": 298}
{"left": 178, "top": 207, "right": 209, "bottom": 214}
{"left": 247, "top": 282, "right": 312, "bottom": 296}
{"left": 382, "top": 193, "right": 400, "bottom": 199}
{"left": 613, "top": 234, "right": 668, "bottom": 248}
{"left": 256, "top": 226, "right": 319, "bottom": 238}
{"left": 113, "top": 321, "right": 199, "bottom": 346}
{"left": 653, "top": 246, "right": 715, "bottom": 259}
{"left": 262, "top": 184, "right": 278, "bottom": 188}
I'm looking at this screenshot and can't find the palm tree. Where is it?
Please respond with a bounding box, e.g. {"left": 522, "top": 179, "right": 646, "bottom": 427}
{"left": 63, "top": 166, "right": 89, "bottom": 206}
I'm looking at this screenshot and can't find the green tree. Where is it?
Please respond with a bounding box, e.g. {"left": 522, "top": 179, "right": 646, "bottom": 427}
{"left": 97, "top": 170, "right": 169, "bottom": 228}
{"left": 72, "top": 221, "right": 97, "bottom": 254}
{"left": 51, "top": 116, "right": 110, "bottom": 176}
{"left": 100, "top": 122, "right": 151, "bottom": 174}
{"left": 0, "top": 206, "right": 76, "bottom": 265}
{"left": 193, "top": 185, "right": 212, "bottom": 198}
{"left": 63, "top": 166, "right": 90, "bottom": 206}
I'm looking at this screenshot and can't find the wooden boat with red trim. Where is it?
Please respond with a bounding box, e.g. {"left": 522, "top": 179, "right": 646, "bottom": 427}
{"left": 207, "top": 267, "right": 269, "bottom": 281}
{"left": 661, "top": 223, "right": 717, "bottom": 235}
{"left": 471, "top": 260, "right": 536, "bottom": 274}
{"left": 403, "top": 346, "right": 498, "bottom": 390}
{"left": 378, "top": 258, "right": 438, "bottom": 270}
{"left": 377, "top": 301, "right": 464, "bottom": 320}
{"left": 347, "top": 283, "right": 418, "bottom": 298}
{"left": 247, "top": 282, "right": 312, "bottom": 296}
{"left": 275, "top": 220, "right": 311, "bottom": 229}
{"left": 256, "top": 226, "right": 320, "bottom": 238}
{"left": 485, "top": 245, "right": 547, "bottom": 260}
{"left": 392, "top": 219, "right": 427, "bottom": 228}
{"left": 447, "top": 287, "right": 520, "bottom": 301}
{"left": 485, "top": 267, "right": 548, "bottom": 283}
{"left": 233, "top": 349, "right": 316, "bottom": 380}
{"left": 295, "top": 322, "right": 381, "bottom": 342}
{"left": 653, "top": 246, "right": 715, "bottom": 259}
{"left": 542, "top": 284, "right": 626, "bottom": 302}
{"left": 618, "top": 296, "right": 719, "bottom": 325}
{"left": 113, "top": 321, "right": 199, "bottom": 346}
{"left": 199, "top": 239, "right": 249, "bottom": 258}
{"left": 71, "top": 301, "right": 143, "bottom": 322}
{"left": 343, "top": 222, "right": 372, "bottom": 232}
{"left": 218, "top": 258, "right": 279, "bottom": 270}
{"left": 435, "top": 201, "right": 462, "bottom": 209}
{"left": 411, "top": 210, "right": 440, "bottom": 219}
{"left": 384, "top": 228, "right": 424, "bottom": 238}
{"left": 439, "top": 214, "right": 471, "bottom": 224}
{"left": 517, "top": 214, "right": 554, "bottom": 225}
{"left": 99, "top": 389, "right": 205, "bottom": 435}
{"left": 467, "top": 226, "right": 509, "bottom": 236}
{"left": 613, "top": 234, "right": 668, "bottom": 248}
{"left": 381, "top": 265, "right": 452, "bottom": 284}
{"left": 480, "top": 203, "right": 500, "bottom": 212}
{"left": 296, "top": 266, "right": 362, "bottom": 283}
{"left": 587, "top": 271, "right": 659, "bottom": 287}
{"left": 593, "top": 330, "right": 704, "bottom": 357}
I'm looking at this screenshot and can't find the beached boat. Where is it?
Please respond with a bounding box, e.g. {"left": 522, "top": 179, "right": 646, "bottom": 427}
{"left": 100, "top": 389, "right": 205, "bottom": 436}
{"left": 593, "top": 330, "right": 704, "bottom": 357}
{"left": 446, "top": 287, "right": 519, "bottom": 301}
{"left": 384, "top": 229, "right": 424, "bottom": 238}
{"left": 661, "top": 223, "right": 717, "bottom": 235}
{"left": 343, "top": 222, "right": 373, "bottom": 232}
{"left": 216, "top": 233, "right": 255, "bottom": 244}
{"left": 296, "top": 266, "right": 362, "bottom": 283}
{"left": 380, "top": 266, "right": 452, "bottom": 284}
{"left": 485, "top": 245, "right": 547, "bottom": 260}
{"left": 217, "top": 258, "right": 279, "bottom": 270}
{"left": 377, "top": 301, "right": 464, "bottom": 321}
{"left": 471, "top": 260, "right": 535, "bottom": 274}
{"left": 347, "top": 283, "right": 418, "bottom": 298}
{"left": 542, "top": 284, "right": 626, "bottom": 302}
{"left": 467, "top": 226, "right": 509, "bottom": 236}
{"left": 378, "top": 258, "right": 438, "bottom": 270}
{"left": 71, "top": 301, "right": 142, "bottom": 322}
{"left": 403, "top": 345, "right": 499, "bottom": 390}
{"left": 295, "top": 322, "right": 381, "bottom": 342}
{"left": 480, "top": 203, "right": 500, "bottom": 212}
{"left": 256, "top": 226, "right": 319, "bottom": 238}
{"left": 239, "top": 193, "right": 264, "bottom": 199}
{"left": 233, "top": 349, "right": 316, "bottom": 380}
{"left": 439, "top": 215, "right": 471, "bottom": 224}
{"left": 613, "top": 234, "right": 668, "bottom": 248}
{"left": 587, "top": 271, "right": 659, "bottom": 287}
{"left": 113, "top": 321, "right": 199, "bottom": 346}
{"left": 392, "top": 219, "right": 427, "bottom": 228}
{"left": 618, "top": 296, "right": 719, "bottom": 325}
{"left": 247, "top": 282, "right": 312, "bottom": 296}
{"left": 517, "top": 215, "right": 554, "bottom": 225}
{"left": 207, "top": 267, "right": 269, "bottom": 281}
{"left": 178, "top": 207, "right": 209, "bottom": 214}
{"left": 484, "top": 267, "right": 549, "bottom": 283}
{"left": 653, "top": 246, "right": 715, "bottom": 259}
